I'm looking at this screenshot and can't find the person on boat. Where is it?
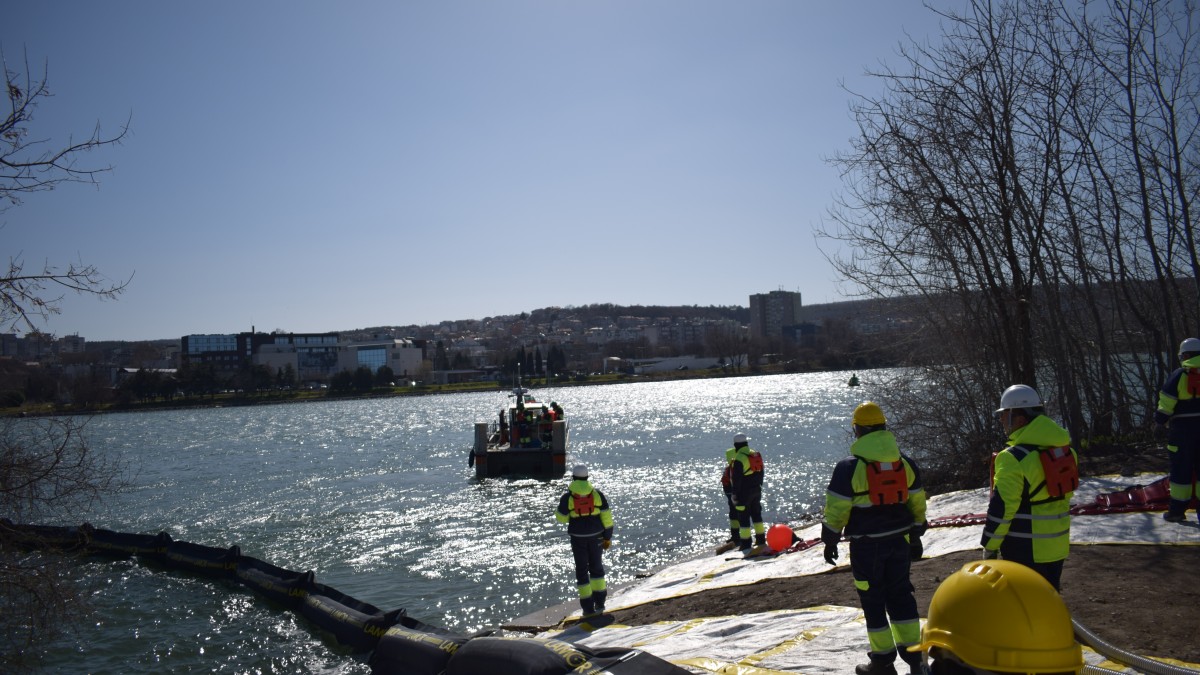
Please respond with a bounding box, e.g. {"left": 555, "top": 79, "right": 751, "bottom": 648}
{"left": 1154, "top": 337, "right": 1200, "bottom": 523}
{"left": 554, "top": 464, "right": 614, "bottom": 617}
{"left": 517, "top": 405, "right": 538, "bottom": 448}
{"left": 982, "top": 385, "right": 1077, "bottom": 590}
{"left": 907, "top": 559, "right": 1084, "bottom": 675}
{"left": 727, "top": 433, "right": 767, "bottom": 554}
{"left": 551, "top": 401, "right": 564, "bottom": 420}
{"left": 822, "top": 401, "right": 927, "bottom": 675}
{"left": 538, "top": 407, "right": 554, "bottom": 445}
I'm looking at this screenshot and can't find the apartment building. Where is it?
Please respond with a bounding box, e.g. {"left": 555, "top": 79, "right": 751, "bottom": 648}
{"left": 749, "top": 290, "right": 803, "bottom": 340}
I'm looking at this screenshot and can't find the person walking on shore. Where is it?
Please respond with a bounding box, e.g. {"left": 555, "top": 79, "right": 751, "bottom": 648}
{"left": 1154, "top": 337, "right": 1200, "bottom": 523}
{"left": 982, "top": 385, "right": 1078, "bottom": 590}
{"left": 822, "top": 401, "right": 928, "bottom": 675}
{"left": 555, "top": 464, "right": 614, "bottom": 616}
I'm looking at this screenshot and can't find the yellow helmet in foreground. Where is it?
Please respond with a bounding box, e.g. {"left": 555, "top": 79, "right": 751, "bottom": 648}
{"left": 909, "top": 560, "right": 1083, "bottom": 673}
{"left": 852, "top": 401, "right": 886, "bottom": 427}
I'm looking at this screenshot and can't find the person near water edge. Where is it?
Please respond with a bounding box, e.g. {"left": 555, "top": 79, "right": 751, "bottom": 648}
{"left": 727, "top": 433, "right": 766, "bottom": 554}
{"left": 716, "top": 440, "right": 740, "bottom": 554}
{"left": 555, "top": 464, "right": 614, "bottom": 616}
{"left": 907, "top": 559, "right": 1084, "bottom": 675}
{"left": 981, "top": 384, "right": 1078, "bottom": 590}
{"left": 1154, "top": 337, "right": 1200, "bottom": 523}
{"left": 822, "top": 401, "right": 928, "bottom": 675}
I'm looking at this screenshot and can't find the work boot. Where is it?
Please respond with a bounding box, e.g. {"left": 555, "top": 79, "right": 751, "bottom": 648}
{"left": 754, "top": 532, "right": 766, "bottom": 548}
{"left": 854, "top": 659, "right": 898, "bottom": 675}
{"left": 898, "top": 649, "right": 927, "bottom": 674}
{"left": 1163, "top": 511, "right": 1185, "bottom": 523}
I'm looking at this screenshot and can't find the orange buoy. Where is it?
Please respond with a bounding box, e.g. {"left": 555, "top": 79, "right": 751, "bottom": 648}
{"left": 766, "top": 523, "right": 794, "bottom": 552}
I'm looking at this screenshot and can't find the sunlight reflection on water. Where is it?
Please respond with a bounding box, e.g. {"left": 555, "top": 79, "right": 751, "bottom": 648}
{"left": 36, "top": 369, "right": 886, "bottom": 672}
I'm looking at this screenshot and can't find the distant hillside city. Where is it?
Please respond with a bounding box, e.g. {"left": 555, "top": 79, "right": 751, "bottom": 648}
{"left": 0, "top": 291, "right": 915, "bottom": 405}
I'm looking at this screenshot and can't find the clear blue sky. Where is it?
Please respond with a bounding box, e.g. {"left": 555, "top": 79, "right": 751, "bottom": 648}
{"left": 3, "top": 1, "right": 959, "bottom": 341}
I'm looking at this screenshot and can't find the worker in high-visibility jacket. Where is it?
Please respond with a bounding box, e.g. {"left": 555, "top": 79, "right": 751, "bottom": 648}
{"left": 1155, "top": 337, "right": 1200, "bottom": 523}
{"left": 823, "top": 401, "right": 928, "bottom": 675}
{"left": 555, "top": 464, "right": 614, "bottom": 616}
{"left": 982, "top": 384, "right": 1078, "bottom": 591}
{"left": 728, "top": 433, "right": 766, "bottom": 553}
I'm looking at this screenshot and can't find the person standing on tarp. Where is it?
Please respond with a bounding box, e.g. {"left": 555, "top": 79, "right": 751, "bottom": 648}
{"left": 728, "top": 433, "right": 766, "bottom": 553}
{"left": 822, "top": 401, "right": 928, "bottom": 675}
{"left": 982, "top": 384, "right": 1078, "bottom": 591}
{"left": 1155, "top": 337, "right": 1200, "bottom": 524}
{"left": 555, "top": 464, "right": 614, "bottom": 616}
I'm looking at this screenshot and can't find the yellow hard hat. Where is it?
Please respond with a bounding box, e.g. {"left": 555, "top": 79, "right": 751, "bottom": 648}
{"left": 852, "top": 401, "right": 886, "bottom": 427}
{"left": 909, "top": 560, "right": 1083, "bottom": 673}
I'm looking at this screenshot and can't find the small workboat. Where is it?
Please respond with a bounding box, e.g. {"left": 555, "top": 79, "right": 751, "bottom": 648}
{"left": 469, "top": 383, "right": 568, "bottom": 479}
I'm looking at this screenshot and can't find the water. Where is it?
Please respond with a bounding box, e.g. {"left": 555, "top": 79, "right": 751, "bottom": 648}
{"left": 31, "top": 371, "right": 874, "bottom": 673}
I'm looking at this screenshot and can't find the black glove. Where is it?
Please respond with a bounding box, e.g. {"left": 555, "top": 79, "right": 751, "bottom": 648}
{"left": 1154, "top": 423, "right": 1168, "bottom": 440}
{"left": 910, "top": 522, "right": 928, "bottom": 538}
{"left": 982, "top": 548, "right": 999, "bottom": 560}
{"left": 909, "top": 536, "right": 923, "bottom": 561}
{"left": 823, "top": 542, "right": 839, "bottom": 565}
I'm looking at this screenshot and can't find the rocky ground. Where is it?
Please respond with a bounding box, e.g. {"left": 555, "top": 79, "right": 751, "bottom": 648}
{"left": 604, "top": 445, "right": 1200, "bottom": 665}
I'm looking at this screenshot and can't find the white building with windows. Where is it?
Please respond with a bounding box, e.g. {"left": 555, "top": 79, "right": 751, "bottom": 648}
{"left": 336, "top": 337, "right": 423, "bottom": 379}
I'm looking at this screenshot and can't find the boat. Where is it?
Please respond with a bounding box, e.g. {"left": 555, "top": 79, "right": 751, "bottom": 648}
{"left": 469, "top": 383, "right": 568, "bottom": 479}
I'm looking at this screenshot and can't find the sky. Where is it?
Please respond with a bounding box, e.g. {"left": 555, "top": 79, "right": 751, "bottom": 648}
{"left": 3, "top": 1, "right": 962, "bottom": 341}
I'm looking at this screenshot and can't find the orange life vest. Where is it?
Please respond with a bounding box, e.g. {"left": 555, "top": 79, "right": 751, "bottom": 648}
{"left": 990, "top": 446, "right": 1079, "bottom": 500}
{"left": 1038, "top": 445, "right": 1079, "bottom": 498}
{"left": 865, "top": 460, "right": 909, "bottom": 506}
{"left": 747, "top": 451, "right": 764, "bottom": 473}
{"left": 1187, "top": 368, "right": 1200, "bottom": 397}
{"left": 572, "top": 491, "right": 596, "bottom": 516}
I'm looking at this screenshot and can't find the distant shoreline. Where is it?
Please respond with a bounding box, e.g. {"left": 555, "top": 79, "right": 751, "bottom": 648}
{"left": 7, "top": 365, "right": 841, "bottom": 419}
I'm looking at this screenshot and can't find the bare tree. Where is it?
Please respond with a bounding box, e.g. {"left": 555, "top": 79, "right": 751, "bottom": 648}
{"left": 2, "top": 49, "right": 131, "bottom": 334}
{"left": 0, "top": 49, "right": 129, "bottom": 667}
{"left": 817, "top": 0, "right": 1198, "bottom": 486}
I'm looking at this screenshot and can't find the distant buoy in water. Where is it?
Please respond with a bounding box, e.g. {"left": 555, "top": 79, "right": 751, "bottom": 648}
{"left": 766, "top": 523, "right": 794, "bottom": 552}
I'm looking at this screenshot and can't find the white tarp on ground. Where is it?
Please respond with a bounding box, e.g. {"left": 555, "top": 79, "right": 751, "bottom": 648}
{"left": 600, "top": 474, "right": 1195, "bottom": 614}
{"left": 566, "top": 606, "right": 1173, "bottom": 675}
{"left": 546, "top": 474, "right": 1198, "bottom": 674}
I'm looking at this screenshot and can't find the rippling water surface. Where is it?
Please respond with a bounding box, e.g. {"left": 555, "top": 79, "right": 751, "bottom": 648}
{"left": 36, "top": 370, "right": 880, "bottom": 672}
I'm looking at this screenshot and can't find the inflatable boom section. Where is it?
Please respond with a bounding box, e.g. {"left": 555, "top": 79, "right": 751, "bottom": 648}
{"left": 0, "top": 520, "right": 688, "bottom": 675}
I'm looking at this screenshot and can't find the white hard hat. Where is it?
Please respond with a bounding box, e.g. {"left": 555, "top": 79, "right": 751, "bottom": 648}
{"left": 733, "top": 433, "right": 748, "bottom": 444}
{"left": 1180, "top": 338, "right": 1200, "bottom": 357}
{"left": 572, "top": 464, "right": 589, "bottom": 479}
{"left": 996, "top": 384, "right": 1042, "bottom": 412}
